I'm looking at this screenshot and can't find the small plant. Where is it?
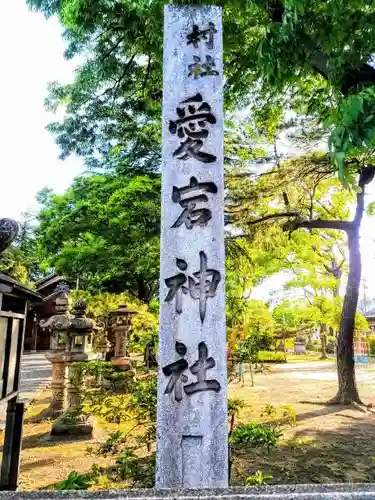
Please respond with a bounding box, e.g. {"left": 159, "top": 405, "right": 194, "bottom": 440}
{"left": 58, "top": 408, "right": 84, "bottom": 425}
{"left": 280, "top": 404, "right": 297, "bottom": 426}
{"left": 97, "top": 431, "right": 124, "bottom": 455}
{"left": 228, "top": 398, "right": 246, "bottom": 434}
{"left": 116, "top": 448, "right": 138, "bottom": 481}
{"left": 55, "top": 471, "right": 92, "bottom": 490}
{"left": 245, "top": 471, "right": 273, "bottom": 486}
{"left": 260, "top": 404, "right": 277, "bottom": 418}
{"left": 135, "top": 424, "right": 156, "bottom": 452}
{"left": 229, "top": 423, "right": 282, "bottom": 454}
{"left": 254, "top": 362, "right": 271, "bottom": 374}
{"left": 84, "top": 392, "right": 130, "bottom": 423}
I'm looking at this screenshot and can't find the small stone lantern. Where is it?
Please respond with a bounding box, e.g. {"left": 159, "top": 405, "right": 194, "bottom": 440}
{"left": 109, "top": 304, "right": 137, "bottom": 370}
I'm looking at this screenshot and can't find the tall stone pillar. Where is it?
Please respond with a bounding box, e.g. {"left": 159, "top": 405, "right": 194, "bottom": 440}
{"left": 156, "top": 5, "right": 227, "bottom": 489}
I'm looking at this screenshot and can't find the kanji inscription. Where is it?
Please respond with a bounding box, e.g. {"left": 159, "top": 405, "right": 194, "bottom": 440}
{"left": 169, "top": 93, "right": 217, "bottom": 163}
{"left": 171, "top": 176, "right": 217, "bottom": 229}
{"left": 187, "top": 22, "right": 217, "bottom": 49}
{"left": 163, "top": 341, "right": 221, "bottom": 402}
{"left": 188, "top": 55, "right": 219, "bottom": 79}
{"left": 165, "top": 251, "right": 221, "bottom": 323}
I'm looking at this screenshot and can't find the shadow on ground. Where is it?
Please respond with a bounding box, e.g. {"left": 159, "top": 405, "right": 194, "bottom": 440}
{"left": 20, "top": 432, "right": 93, "bottom": 451}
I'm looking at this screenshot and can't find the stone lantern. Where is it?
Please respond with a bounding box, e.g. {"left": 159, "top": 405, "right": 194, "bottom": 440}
{"left": 39, "top": 285, "right": 71, "bottom": 419}
{"left": 64, "top": 298, "right": 94, "bottom": 411}
{"left": 109, "top": 304, "right": 136, "bottom": 370}
{"left": 51, "top": 298, "right": 95, "bottom": 437}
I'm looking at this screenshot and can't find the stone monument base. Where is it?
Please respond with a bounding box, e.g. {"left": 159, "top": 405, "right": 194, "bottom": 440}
{"left": 50, "top": 414, "right": 95, "bottom": 437}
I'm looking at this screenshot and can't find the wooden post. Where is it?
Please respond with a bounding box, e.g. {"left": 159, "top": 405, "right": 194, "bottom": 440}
{"left": 0, "top": 399, "right": 24, "bottom": 490}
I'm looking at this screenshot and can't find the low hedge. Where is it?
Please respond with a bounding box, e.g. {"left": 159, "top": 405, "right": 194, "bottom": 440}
{"left": 258, "top": 351, "right": 286, "bottom": 363}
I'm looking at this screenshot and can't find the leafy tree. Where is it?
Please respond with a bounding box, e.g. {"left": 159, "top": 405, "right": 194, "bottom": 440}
{"left": 0, "top": 212, "right": 47, "bottom": 286}
{"left": 272, "top": 300, "right": 314, "bottom": 348}
{"left": 228, "top": 149, "right": 375, "bottom": 404}
{"left": 27, "top": 0, "right": 375, "bottom": 404}
{"left": 37, "top": 173, "right": 160, "bottom": 302}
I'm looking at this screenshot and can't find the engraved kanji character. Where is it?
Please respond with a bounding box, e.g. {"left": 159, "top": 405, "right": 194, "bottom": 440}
{"left": 162, "top": 341, "right": 188, "bottom": 402}
{"left": 184, "top": 342, "right": 221, "bottom": 395}
{"left": 169, "top": 93, "right": 217, "bottom": 164}
{"left": 164, "top": 252, "right": 221, "bottom": 323}
{"left": 188, "top": 251, "right": 221, "bottom": 322}
{"left": 171, "top": 176, "right": 217, "bottom": 229}
{"left": 188, "top": 55, "right": 219, "bottom": 79}
{"left": 187, "top": 22, "right": 217, "bottom": 49}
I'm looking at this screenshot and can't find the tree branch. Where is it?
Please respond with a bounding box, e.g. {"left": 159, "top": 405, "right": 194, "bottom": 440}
{"left": 245, "top": 211, "right": 301, "bottom": 226}
{"left": 294, "top": 219, "right": 352, "bottom": 231}
{"left": 100, "top": 36, "right": 125, "bottom": 62}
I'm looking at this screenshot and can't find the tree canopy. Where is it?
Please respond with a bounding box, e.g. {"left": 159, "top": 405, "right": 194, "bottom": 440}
{"left": 26, "top": 0, "right": 375, "bottom": 179}
{"left": 26, "top": 0, "right": 375, "bottom": 404}
{"left": 37, "top": 173, "right": 160, "bottom": 301}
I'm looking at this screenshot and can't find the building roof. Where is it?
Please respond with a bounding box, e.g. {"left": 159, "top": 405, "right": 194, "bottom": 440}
{"left": 365, "top": 308, "right": 375, "bottom": 319}
{"left": 36, "top": 274, "right": 67, "bottom": 293}
{"left": 0, "top": 273, "right": 42, "bottom": 302}
{"left": 35, "top": 273, "right": 56, "bottom": 286}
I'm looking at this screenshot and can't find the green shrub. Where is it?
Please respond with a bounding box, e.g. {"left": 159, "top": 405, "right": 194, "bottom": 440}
{"left": 229, "top": 423, "right": 282, "bottom": 453}
{"left": 96, "top": 431, "right": 124, "bottom": 456}
{"left": 258, "top": 351, "right": 286, "bottom": 363}
{"left": 116, "top": 450, "right": 155, "bottom": 487}
{"left": 116, "top": 448, "right": 139, "bottom": 481}
{"left": 228, "top": 398, "right": 247, "bottom": 434}
{"left": 84, "top": 391, "right": 130, "bottom": 423}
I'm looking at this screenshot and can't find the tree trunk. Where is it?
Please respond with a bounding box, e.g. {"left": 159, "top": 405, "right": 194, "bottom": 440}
{"left": 330, "top": 228, "right": 362, "bottom": 404}
{"left": 329, "top": 168, "right": 374, "bottom": 404}
{"left": 136, "top": 276, "right": 151, "bottom": 303}
{"left": 320, "top": 324, "right": 328, "bottom": 360}
{"left": 249, "top": 362, "right": 254, "bottom": 387}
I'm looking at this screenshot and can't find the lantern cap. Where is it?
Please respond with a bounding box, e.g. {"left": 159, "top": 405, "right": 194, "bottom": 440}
{"left": 109, "top": 303, "right": 137, "bottom": 317}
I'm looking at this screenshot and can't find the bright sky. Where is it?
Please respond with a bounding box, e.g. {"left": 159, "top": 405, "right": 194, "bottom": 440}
{"left": 2, "top": 0, "right": 375, "bottom": 301}
{"left": 0, "top": 0, "right": 83, "bottom": 220}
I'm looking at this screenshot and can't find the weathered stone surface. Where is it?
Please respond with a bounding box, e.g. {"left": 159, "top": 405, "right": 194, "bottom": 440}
{"left": 157, "top": 5, "right": 227, "bottom": 489}
{"left": 50, "top": 415, "right": 95, "bottom": 437}
{"left": 0, "top": 219, "right": 18, "bottom": 254}
{"left": 3, "top": 485, "right": 375, "bottom": 498}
